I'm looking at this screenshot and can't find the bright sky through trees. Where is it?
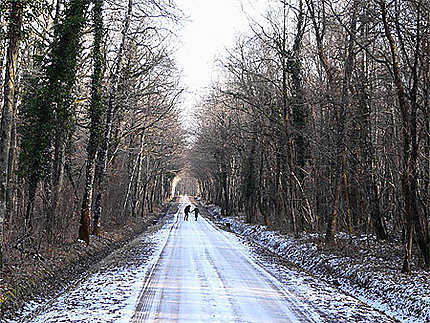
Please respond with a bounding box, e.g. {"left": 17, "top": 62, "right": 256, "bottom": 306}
{"left": 174, "top": 0, "right": 265, "bottom": 125}
{"left": 175, "top": 0, "right": 246, "bottom": 93}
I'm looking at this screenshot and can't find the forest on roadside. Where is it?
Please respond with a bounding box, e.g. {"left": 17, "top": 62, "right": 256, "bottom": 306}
{"left": 189, "top": 0, "right": 430, "bottom": 273}
{"left": 0, "top": 0, "right": 186, "bottom": 271}
{"left": 1, "top": 0, "right": 429, "bottom": 282}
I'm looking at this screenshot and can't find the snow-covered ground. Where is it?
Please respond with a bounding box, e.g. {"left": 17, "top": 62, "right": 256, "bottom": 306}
{"left": 209, "top": 206, "right": 430, "bottom": 322}
{"left": 12, "top": 197, "right": 397, "bottom": 322}
{"left": 11, "top": 214, "right": 174, "bottom": 323}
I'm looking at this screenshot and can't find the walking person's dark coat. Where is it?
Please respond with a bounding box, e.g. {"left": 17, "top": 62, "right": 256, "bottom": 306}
{"left": 184, "top": 205, "right": 191, "bottom": 220}
{"left": 193, "top": 207, "right": 200, "bottom": 221}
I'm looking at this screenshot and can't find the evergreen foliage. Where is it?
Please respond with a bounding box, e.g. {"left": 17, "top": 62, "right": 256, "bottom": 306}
{"left": 20, "top": 0, "right": 89, "bottom": 191}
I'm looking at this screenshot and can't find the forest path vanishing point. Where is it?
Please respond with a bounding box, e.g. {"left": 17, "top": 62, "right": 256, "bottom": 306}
{"left": 25, "top": 197, "right": 394, "bottom": 322}
{"left": 131, "top": 197, "right": 393, "bottom": 322}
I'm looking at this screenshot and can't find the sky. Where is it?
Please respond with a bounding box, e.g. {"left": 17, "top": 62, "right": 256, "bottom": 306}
{"left": 174, "top": 0, "right": 247, "bottom": 93}
{"left": 173, "top": 0, "right": 266, "bottom": 125}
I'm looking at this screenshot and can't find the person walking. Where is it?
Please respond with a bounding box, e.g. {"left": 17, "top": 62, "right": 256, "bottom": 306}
{"left": 193, "top": 207, "right": 200, "bottom": 221}
{"left": 184, "top": 205, "right": 191, "bottom": 221}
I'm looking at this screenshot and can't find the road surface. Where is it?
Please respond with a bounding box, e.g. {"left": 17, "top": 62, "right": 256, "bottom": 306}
{"left": 131, "top": 197, "right": 391, "bottom": 322}
{"left": 22, "top": 196, "right": 394, "bottom": 322}
{"left": 133, "top": 197, "right": 307, "bottom": 322}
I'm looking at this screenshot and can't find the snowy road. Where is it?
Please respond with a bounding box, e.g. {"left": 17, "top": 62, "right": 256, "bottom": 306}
{"left": 131, "top": 197, "right": 393, "bottom": 322}
{"left": 132, "top": 197, "right": 306, "bottom": 322}
{"left": 20, "top": 197, "right": 394, "bottom": 322}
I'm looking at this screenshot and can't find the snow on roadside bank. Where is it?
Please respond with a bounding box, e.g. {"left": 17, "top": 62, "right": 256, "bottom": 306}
{"left": 207, "top": 206, "right": 430, "bottom": 323}
{"left": 11, "top": 213, "right": 178, "bottom": 323}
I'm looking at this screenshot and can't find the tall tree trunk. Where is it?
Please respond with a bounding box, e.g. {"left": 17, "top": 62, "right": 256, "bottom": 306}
{"left": 291, "top": 0, "right": 307, "bottom": 178}
{"left": 279, "top": 1, "right": 297, "bottom": 234}
{"left": 257, "top": 148, "right": 270, "bottom": 226}
{"left": 359, "top": 45, "right": 387, "bottom": 239}
{"left": 305, "top": 0, "right": 345, "bottom": 241}
{"left": 222, "top": 166, "right": 229, "bottom": 216}
{"left": 380, "top": 0, "right": 428, "bottom": 271}
{"left": 92, "top": 0, "right": 133, "bottom": 233}
{"left": 7, "top": 99, "right": 18, "bottom": 224}
{"left": 45, "top": 0, "right": 89, "bottom": 241}
{"left": 79, "top": 0, "right": 105, "bottom": 243}
{"left": 132, "top": 134, "right": 145, "bottom": 217}
{"left": 325, "top": 1, "right": 357, "bottom": 241}
{"left": 0, "top": 10, "right": 5, "bottom": 105}
{"left": 140, "top": 181, "right": 148, "bottom": 214}
{"left": 243, "top": 139, "right": 256, "bottom": 223}
{"left": 121, "top": 148, "right": 141, "bottom": 219}
{"left": 25, "top": 179, "right": 37, "bottom": 231}
{"left": 0, "top": 0, "right": 23, "bottom": 268}
{"left": 47, "top": 132, "right": 66, "bottom": 242}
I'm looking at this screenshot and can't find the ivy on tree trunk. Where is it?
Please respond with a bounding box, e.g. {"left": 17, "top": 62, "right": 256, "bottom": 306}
{"left": 19, "top": 0, "right": 89, "bottom": 237}
{"left": 79, "top": 0, "right": 105, "bottom": 244}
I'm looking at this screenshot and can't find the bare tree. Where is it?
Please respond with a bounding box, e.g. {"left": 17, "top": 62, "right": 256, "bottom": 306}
{"left": 0, "top": 0, "right": 24, "bottom": 268}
